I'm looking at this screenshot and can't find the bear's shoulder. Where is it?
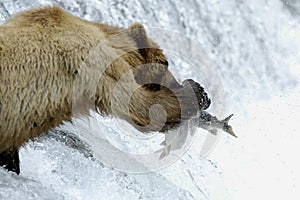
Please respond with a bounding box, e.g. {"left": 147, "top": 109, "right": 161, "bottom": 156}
{"left": 4, "top": 6, "right": 79, "bottom": 27}
{"left": 0, "top": 7, "right": 109, "bottom": 50}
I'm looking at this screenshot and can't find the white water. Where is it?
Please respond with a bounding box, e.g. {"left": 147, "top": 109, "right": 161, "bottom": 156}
{"left": 1, "top": 0, "right": 300, "bottom": 199}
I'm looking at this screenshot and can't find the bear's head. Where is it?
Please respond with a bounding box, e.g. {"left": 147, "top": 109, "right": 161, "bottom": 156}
{"left": 89, "top": 23, "right": 210, "bottom": 132}
{"left": 126, "top": 23, "right": 182, "bottom": 91}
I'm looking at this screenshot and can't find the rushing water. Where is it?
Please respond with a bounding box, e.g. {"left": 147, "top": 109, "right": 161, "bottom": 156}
{"left": 1, "top": 0, "right": 300, "bottom": 199}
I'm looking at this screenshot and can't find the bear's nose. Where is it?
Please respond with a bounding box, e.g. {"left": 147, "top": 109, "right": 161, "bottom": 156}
{"left": 164, "top": 60, "right": 169, "bottom": 66}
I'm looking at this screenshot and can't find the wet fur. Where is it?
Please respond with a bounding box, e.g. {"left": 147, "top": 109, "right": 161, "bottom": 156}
{"left": 0, "top": 7, "right": 208, "bottom": 173}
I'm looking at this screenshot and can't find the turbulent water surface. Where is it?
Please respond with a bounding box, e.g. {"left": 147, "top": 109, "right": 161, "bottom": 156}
{"left": 1, "top": 0, "right": 300, "bottom": 199}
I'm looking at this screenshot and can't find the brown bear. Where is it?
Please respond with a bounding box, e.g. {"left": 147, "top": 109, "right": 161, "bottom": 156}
{"left": 0, "top": 6, "right": 210, "bottom": 174}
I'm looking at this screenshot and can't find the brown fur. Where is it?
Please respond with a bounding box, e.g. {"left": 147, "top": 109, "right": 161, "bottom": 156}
{"left": 0, "top": 6, "right": 203, "bottom": 154}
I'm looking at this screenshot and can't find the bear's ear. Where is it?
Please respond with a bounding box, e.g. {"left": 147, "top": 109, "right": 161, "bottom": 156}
{"left": 128, "top": 23, "right": 149, "bottom": 49}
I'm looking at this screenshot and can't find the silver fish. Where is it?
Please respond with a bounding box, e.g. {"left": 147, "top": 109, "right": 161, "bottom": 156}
{"left": 157, "top": 111, "right": 236, "bottom": 159}
{"left": 191, "top": 111, "right": 237, "bottom": 138}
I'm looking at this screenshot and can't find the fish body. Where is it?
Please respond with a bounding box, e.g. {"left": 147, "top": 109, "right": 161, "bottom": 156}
{"left": 191, "top": 111, "right": 237, "bottom": 137}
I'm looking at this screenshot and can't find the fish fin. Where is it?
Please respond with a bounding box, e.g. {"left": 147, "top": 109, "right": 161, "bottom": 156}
{"left": 159, "top": 151, "right": 167, "bottom": 160}
{"left": 155, "top": 148, "right": 163, "bottom": 154}
{"left": 158, "top": 145, "right": 171, "bottom": 160}
{"left": 222, "top": 114, "right": 237, "bottom": 138}
{"left": 166, "top": 145, "right": 171, "bottom": 155}
{"left": 160, "top": 140, "right": 167, "bottom": 146}
{"left": 223, "top": 114, "right": 234, "bottom": 123}
{"left": 225, "top": 126, "right": 238, "bottom": 138}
